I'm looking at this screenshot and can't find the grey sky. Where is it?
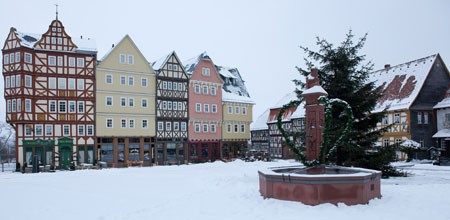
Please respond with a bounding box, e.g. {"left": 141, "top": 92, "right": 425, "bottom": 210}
{"left": 1, "top": 0, "right": 449, "bottom": 122}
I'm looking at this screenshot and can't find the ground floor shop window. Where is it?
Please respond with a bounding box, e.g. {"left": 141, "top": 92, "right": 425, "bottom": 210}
{"left": 167, "top": 143, "right": 176, "bottom": 161}
{"left": 101, "top": 145, "right": 113, "bottom": 162}
{"left": 129, "top": 144, "right": 140, "bottom": 161}
{"left": 144, "top": 144, "right": 151, "bottom": 161}
{"left": 118, "top": 145, "right": 125, "bottom": 162}
{"left": 78, "top": 146, "right": 94, "bottom": 164}
{"left": 177, "top": 143, "right": 184, "bottom": 160}
{"left": 157, "top": 143, "right": 164, "bottom": 160}
{"left": 190, "top": 144, "right": 197, "bottom": 158}
{"left": 202, "top": 143, "right": 209, "bottom": 158}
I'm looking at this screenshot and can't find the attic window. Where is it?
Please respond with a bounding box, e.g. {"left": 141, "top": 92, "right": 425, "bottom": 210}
{"left": 23, "top": 35, "right": 37, "bottom": 42}
{"left": 202, "top": 67, "right": 211, "bottom": 76}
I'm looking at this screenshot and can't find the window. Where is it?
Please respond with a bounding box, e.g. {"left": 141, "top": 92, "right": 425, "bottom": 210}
{"left": 203, "top": 85, "right": 208, "bottom": 94}
{"left": 204, "top": 104, "right": 210, "bottom": 113}
{"left": 63, "top": 125, "right": 70, "bottom": 136}
{"left": 106, "top": 74, "right": 113, "bottom": 84}
{"left": 178, "top": 102, "right": 183, "bottom": 111}
{"left": 166, "top": 122, "right": 171, "bottom": 131}
{"left": 181, "top": 122, "right": 187, "bottom": 131}
{"left": 242, "top": 107, "right": 247, "bottom": 115}
{"left": 16, "top": 75, "right": 21, "bottom": 87}
{"left": 120, "top": 75, "right": 126, "bottom": 85}
{"left": 162, "top": 101, "right": 167, "bottom": 110}
{"left": 424, "top": 112, "right": 429, "bottom": 124}
{"left": 25, "top": 125, "right": 32, "bottom": 136}
{"left": 5, "top": 76, "right": 10, "bottom": 88}
{"left": 417, "top": 112, "right": 422, "bottom": 124}
{"left": 77, "top": 79, "right": 84, "bottom": 90}
{"left": 162, "top": 81, "right": 167, "bottom": 90}
{"left": 234, "top": 124, "right": 239, "bottom": 133}
{"left": 120, "top": 97, "right": 126, "bottom": 107}
{"left": 168, "top": 101, "right": 172, "bottom": 110}
{"left": 228, "top": 106, "right": 233, "bottom": 114}
{"left": 87, "top": 125, "right": 94, "bottom": 136}
{"left": 158, "top": 122, "right": 164, "bottom": 131}
{"left": 211, "top": 86, "right": 216, "bottom": 95}
{"left": 196, "top": 103, "right": 201, "bottom": 112}
{"left": 49, "top": 56, "right": 56, "bottom": 66}
{"left": 174, "top": 122, "right": 179, "bottom": 131}
{"left": 383, "top": 139, "right": 389, "bottom": 147}
{"left": 420, "top": 140, "right": 424, "bottom": 148}
{"left": 68, "top": 101, "right": 76, "bottom": 113}
{"left": 68, "top": 78, "right": 75, "bottom": 90}
{"left": 15, "top": 52, "right": 20, "bottom": 63}
{"left": 59, "top": 101, "right": 66, "bottom": 113}
{"left": 25, "top": 99, "right": 31, "bottom": 112}
{"left": 241, "top": 124, "right": 245, "bottom": 133}
{"left": 128, "top": 55, "right": 134, "bottom": 65}
{"left": 35, "top": 125, "right": 43, "bottom": 136}
{"left": 382, "top": 115, "right": 388, "bottom": 124}
{"left": 173, "top": 82, "right": 177, "bottom": 91}
{"left": 119, "top": 54, "right": 126, "bottom": 64}
{"left": 106, "top": 96, "right": 113, "bottom": 106}
{"left": 445, "top": 113, "right": 450, "bottom": 127}
{"left": 58, "top": 78, "right": 66, "bottom": 89}
{"left": 395, "top": 138, "right": 402, "bottom": 147}
{"left": 11, "top": 76, "right": 15, "bottom": 87}
{"left": 142, "top": 98, "right": 148, "bottom": 108}
{"left": 178, "top": 83, "right": 182, "bottom": 91}
{"left": 194, "top": 123, "right": 200, "bottom": 133}
{"left": 203, "top": 124, "right": 209, "bottom": 133}
{"left": 106, "top": 119, "right": 113, "bottom": 128}
{"left": 211, "top": 124, "right": 216, "bottom": 133}
{"left": 128, "top": 76, "right": 134, "bottom": 86}
{"left": 57, "top": 56, "right": 63, "bottom": 66}
{"left": 173, "top": 102, "right": 178, "bottom": 110}
{"left": 49, "top": 77, "right": 56, "bottom": 89}
{"left": 212, "top": 104, "right": 217, "bottom": 113}
{"left": 7, "top": 100, "right": 11, "bottom": 112}
{"left": 10, "top": 53, "right": 14, "bottom": 63}
{"left": 24, "top": 75, "right": 31, "bottom": 87}
{"left": 69, "top": 57, "right": 75, "bottom": 67}
{"left": 393, "top": 113, "right": 400, "bottom": 124}
{"left": 17, "top": 99, "right": 21, "bottom": 112}
{"left": 25, "top": 53, "right": 32, "bottom": 64}
{"left": 77, "top": 58, "right": 84, "bottom": 67}
{"left": 49, "top": 101, "right": 56, "bottom": 113}
{"left": 194, "top": 84, "right": 200, "bottom": 93}
{"left": 121, "top": 119, "right": 127, "bottom": 128}
{"left": 11, "top": 100, "right": 16, "bottom": 112}
{"left": 227, "top": 124, "right": 231, "bottom": 133}
{"left": 235, "top": 106, "right": 240, "bottom": 114}
{"left": 4, "top": 54, "right": 9, "bottom": 64}
{"left": 129, "top": 119, "right": 135, "bottom": 128}
{"left": 78, "top": 102, "right": 84, "bottom": 113}
{"left": 168, "top": 82, "right": 172, "bottom": 90}
{"left": 168, "top": 64, "right": 173, "bottom": 70}
{"left": 78, "top": 125, "right": 85, "bottom": 136}
{"left": 51, "top": 37, "right": 56, "bottom": 44}
{"left": 202, "top": 67, "right": 210, "bottom": 76}
{"left": 142, "top": 119, "right": 148, "bottom": 128}
{"left": 129, "top": 98, "right": 134, "bottom": 107}
{"left": 141, "top": 78, "right": 148, "bottom": 87}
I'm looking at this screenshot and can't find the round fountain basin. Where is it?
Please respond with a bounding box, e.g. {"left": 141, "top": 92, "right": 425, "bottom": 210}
{"left": 258, "top": 166, "right": 381, "bottom": 205}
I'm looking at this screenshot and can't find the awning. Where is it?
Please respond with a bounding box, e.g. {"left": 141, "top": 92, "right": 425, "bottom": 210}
{"left": 433, "top": 129, "right": 450, "bottom": 138}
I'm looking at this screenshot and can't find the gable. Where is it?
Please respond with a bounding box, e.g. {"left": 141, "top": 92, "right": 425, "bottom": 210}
{"left": 2, "top": 28, "right": 21, "bottom": 50}
{"left": 97, "top": 35, "right": 153, "bottom": 74}
{"left": 34, "top": 20, "right": 78, "bottom": 52}
{"left": 154, "top": 52, "right": 189, "bottom": 79}
{"left": 190, "top": 58, "right": 223, "bottom": 84}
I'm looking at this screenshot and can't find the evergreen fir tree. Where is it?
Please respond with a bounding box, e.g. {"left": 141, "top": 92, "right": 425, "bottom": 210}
{"left": 295, "top": 30, "right": 391, "bottom": 168}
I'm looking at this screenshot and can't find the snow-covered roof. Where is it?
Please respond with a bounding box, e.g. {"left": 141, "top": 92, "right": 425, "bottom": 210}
{"left": 400, "top": 139, "right": 421, "bottom": 149}
{"left": 217, "top": 66, "right": 238, "bottom": 79}
{"left": 250, "top": 108, "right": 270, "bottom": 131}
{"left": 183, "top": 52, "right": 210, "bottom": 75}
{"left": 267, "top": 92, "right": 304, "bottom": 124}
{"left": 302, "top": 85, "right": 328, "bottom": 95}
{"left": 271, "top": 92, "right": 300, "bottom": 109}
{"left": 15, "top": 31, "right": 40, "bottom": 48}
{"left": 369, "top": 54, "right": 437, "bottom": 112}
{"left": 222, "top": 89, "right": 255, "bottom": 104}
{"left": 72, "top": 37, "right": 97, "bottom": 53}
{"left": 217, "top": 65, "right": 253, "bottom": 104}
{"left": 433, "top": 129, "right": 450, "bottom": 138}
{"left": 291, "top": 102, "right": 305, "bottom": 119}
{"left": 434, "top": 88, "right": 450, "bottom": 109}
{"left": 152, "top": 52, "right": 172, "bottom": 71}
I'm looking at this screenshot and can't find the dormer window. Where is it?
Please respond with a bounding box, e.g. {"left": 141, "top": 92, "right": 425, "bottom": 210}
{"left": 202, "top": 67, "right": 210, "bottom": 76}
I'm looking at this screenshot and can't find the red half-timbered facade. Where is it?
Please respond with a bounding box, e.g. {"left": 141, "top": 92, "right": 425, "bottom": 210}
{"left": 2, "top": 19, "right": 97, "bottom": 170}
{"left": 152, "top": 51, "right": 189, "bottom": 165}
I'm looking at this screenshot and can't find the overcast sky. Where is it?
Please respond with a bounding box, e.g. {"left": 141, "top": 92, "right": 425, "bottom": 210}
{"left": 1, "top": 0, "right": 449, "bottom": 123}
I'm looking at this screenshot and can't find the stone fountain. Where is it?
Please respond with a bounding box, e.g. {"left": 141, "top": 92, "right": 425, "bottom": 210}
{"left": 258, "top": 69, "right": 381, "bottom": 205}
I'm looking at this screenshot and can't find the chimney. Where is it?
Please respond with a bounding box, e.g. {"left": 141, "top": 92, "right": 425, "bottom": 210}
{"left": 80, "top": 35, "right": 83, "bottom": 39}
{"left": 112, "top": 44, "right": 115, "bottom": 48}
{"left": 384, "top": 64, "right": 391, "bottom": 70}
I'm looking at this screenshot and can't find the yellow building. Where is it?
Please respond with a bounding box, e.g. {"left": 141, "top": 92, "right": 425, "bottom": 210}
{"left": 96, "top": 35, "right": 156, "bottom": 167}
{"left": 216, "top": 66, "right": 254, "bottom": 158}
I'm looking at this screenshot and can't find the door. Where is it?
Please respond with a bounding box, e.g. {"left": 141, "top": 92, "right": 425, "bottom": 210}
{"left": 60, "top": 147, "right": 71, "bottom": 170}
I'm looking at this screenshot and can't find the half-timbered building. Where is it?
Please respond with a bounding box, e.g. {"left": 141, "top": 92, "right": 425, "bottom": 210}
{"left": 216, "top": 65, "right": 254, "bottom": 159}
{"left": 152, "top": 51, "right": 189, "bottom": 165}
{"left": 433, "top": 87, "right": 450, "bottom": 160}
{"left": 371, "top": 54, "right": 450, "bottom": 159}
{"left": 96, "top": 35, "right": 156, "bottom": 167}
{"left": 250, "top": 109, "right": 270, "bottom": 152}
{"left": 184, "top": 52, "right": 223, "bottom": 162}
{"left": 2, "top": 19, "right": 97, "bottom": 169}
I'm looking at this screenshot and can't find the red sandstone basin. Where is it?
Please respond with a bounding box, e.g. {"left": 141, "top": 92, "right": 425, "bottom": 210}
{"left": 258, "top": 166, "right": 381, "bottom": 206}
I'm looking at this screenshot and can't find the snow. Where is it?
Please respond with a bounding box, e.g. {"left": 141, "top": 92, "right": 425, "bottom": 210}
{"left": 434, "top": 97, "right": 450, "bottom": 109}
{"left": 72, "top": 37, "right": 97, "bottom": 53}
{"left": 302, "top": 85, "right": 328, "bottom": 95}
{"left": 251, "top": 108, "right": 270, "bottom": 131}
{"left": 271, "top": 92, "right": 299, "bottom": 109}
{"left": 400, "top": 139, "right": 421, "bottom": 149}
{"left": 222, "top": 89, "right": 255, "bottom": 104}
{"left": 151, "top": 52, "right": 172, "bottom": 71}
{"left": 369, "top": 54, "right": 436, "bottom": 112}
{"left": 15, "top": 31, "right": 40, "bottom": 48}
{"left": 433, "top": 128, "right": 450, "bottom": 138}
{"left": 183, "top": 52, "right": 208, "bottom": 75}
{"left": 1, "top": 160, "right": 450, "bottom": 220}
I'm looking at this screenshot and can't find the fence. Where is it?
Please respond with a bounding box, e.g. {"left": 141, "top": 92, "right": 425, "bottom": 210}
{"left": 0, "top": 162, "right": 16, "bottom": 173}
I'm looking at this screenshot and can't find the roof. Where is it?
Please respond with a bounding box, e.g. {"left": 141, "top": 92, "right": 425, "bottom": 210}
{"left": 434, "top": 88, "right": 450, "bottom": 109}
{"left": 183, "top": 52, "right": 210, "bottom": 75}
{"left": 271, "top": 92, "right": 300, "bottom": 109}
{"left": 369, "top": 54, "right": 437, "bottom": 112}
{"left": 222, "top": 90, "right": 255, "bottom": 104}
{"left": 151, "top": 52, "right": 172, "bottom": 71}
{"left": 250, "top": 108, "right": 270, "bottom": 131}
{"left": 268, "top": 92, "right": 304, "bottom": 123}
{"left": 433, "top": 129, "right": 450, "bottom": 138}
{"left": 302, "top": 85, "right": 328, "bottom": 95}
{"left": 217, "top": 65, "right": 254, "bottom": 104}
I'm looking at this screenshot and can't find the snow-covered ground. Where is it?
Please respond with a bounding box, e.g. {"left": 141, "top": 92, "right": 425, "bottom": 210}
{"left": 1, "top": 160, "right": 450, "bottom": 220}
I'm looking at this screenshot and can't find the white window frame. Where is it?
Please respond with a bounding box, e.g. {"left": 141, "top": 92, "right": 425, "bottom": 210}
{"left": 166, "top": 122, "right": 171, "bottom": 131}
{"left": 68, "top": 101, "right": 76, "bottom": 113}
{"left": 7, "top": 100, "right": 11, "bottom": 112}
{"left": 424, "top": 112, "right": 429, "bottom": 124}
{"left": 121, "top": 119, "right": 127, "bottom": 128}
{"left": 10, "top": 53, "right": 14, "bottom": 63}
{"left": 241, "top": 124, "right": 245, "bottom": 133}
{"left": 78, "top": 125, "right": 85, "bottom": 136}
{"left": 234, "top": 124, "right": 239, "bottom": 133}
{"left": 69, "top": 57, "right": 75, "bottom": 67}
{"left": 17, "top": 98, "right": 21, "bottom": 112}
{"left": 203, "top": 124, "right": 209, "bottom": 133}
{"left": 120, "top": 97, "right": 127, "bottom": 107}
{"left": 394, "top": 113, "right": 400, "bottom": 124}
{"left": 58, "top": 101, "right": 66, "bottom": 113}
{"left": 4, "top": 54, "right": 9, "bottom": 64}
{"left": 194, "top": 84, "right": 200, "bottom": 94}
{"left": 15, "top": 52, "right": 20, "bottom": 63}
{"left": 212, "top": 104, "right": 217, "bottom": 113}
{"left": 173, "top": 102, "right": 178, "bottom": 111}
{"left": 78, "top": 101, "right": 84, "bottom": 113}
{"left": 25, "top": 53, "right": 32, "bottom": 64}
{"left": 162, "top": 101, "right": 167, "bottom": 110}
{"left": 25, "top": 125, "right": 32, "bottom": 136}
{"left": 106, "top": 74, "right": 113, "bottom": 84}
{"left": 128, "top": 55, "right": 134, "bottom": 65}
{"left": 129, "top": 119, "right": 135, "bottom": 128}
{"left": 49, "top": 77, "right": 56, "bottom": 89}
{"left": 35, "top": 124, "right": 43, "bottom": 136}
{"left": 48, "top": 56, "right": 56, "bottom": 66}
{"left": 242, "top": 107, "right": 247, "bottom": 115}
{"left": 417, "top": 112, "right": 422, "bottom": 124}
{"left": 63, "top": 125, "right": 70, "bottom": 136}
{"left": 211, "top": 86, "right": 216, "bottom": 95}
{"left": 168, "top": 82, "right": 173, "bottom": 90}
{"left": 235, "top": 106, "right": 240, "bottom": 114}
{"left": 194, "top": 123, "right": 201, "bottom": 133}
{"left": 57, "top": 56, "right": 63, "bottom": 66}
{"left": 58, "top": 78, "right": 66, "bottom": 89}
{"left": 45, "top": 125, "right": 53, "bottom": 136}
{"left": 228, "top": 106, "right": 233, "bottom": 114}
{"left": 196, "top": 103, "right": 201, "bottom": 112}
{"left": 142, "top": 119, "right": 148, "bottom": 129}
{"left": 68, "top": 78, "right": 75, "bottom": 90}
{"left": 11, "top": 75, "right": 15, "bottom": 87}
{"left": 119, "top": 54, "right": 126, "bottom": 64}
{"left": 178, "top": 83, "right": 182, "bottom": 91}
{"left": 5, "top": 76, "right": 10, "bottom": 88}
{"left": 25, "top": 75, "right": 32, "bottom": 88}
{"left": 163, "top": 81, "right": 168, "bottom": 90}
{"left": 178, "top": 102, "right": 183, "bottom": 111}
{"left": 77, "top": 79, "right": 84, "bottom": 90}
{"left": 49, "top": 100, "right": 56, "bottom": 113}
{"left": 141, "top": 77, "right": 148, "bottom": 87}
{"left": 106, "top": 118, "right": 113, "bottom": 128}
{"left": 202, "top": 85, "right": 208, "bottom": 95}
{"left": 16, "top": 75, "right": 21, "bottom": 87}
{"left": 25, "top": 99, "right": 31, "bottom": 112}
{"left": 106, "top": 96, "right": 113, "bottom": 106}
{"left": 174, "top": 122, "right": 179, "bottom": 131}
{"left": 204, "top": 104, "right": 210, "bottom": 113}
{"left": 211, "top": 124, "right": 216, "bottom": 133}
{"left": 142, "top": 98, "right": 148, "bottom": 108}
{"left": 158, "top": 122, "right": 164, "bottom": 131}
{"left": 181, "top": 122, "right": 187, "bottom": 131}
{"left": 11, "top": 99, "right": 16, "bottom": 112}
{"left": 120, "top": 75, "right": 126, "bottom": 85}
{"left": 128, "top": 76, "right": 134, "bottom": 86}
{"left": 202, "top": 67, "right": 210, "bottom": 76}
{"left": 129, "top": 97, "right": 135, "bottom": 107}
{"left": 168, "top": 101, "right": 172, "bottom": 110}
{"left": 77, "top": 58, "right": 84, "bottom": 67}
{"left": 173, "top": 82, "right": 178, "bottom": 91}
{"left": 227, "top": 124, "right": 231, "bottom": 133}
{"left": 87, "top": 125, "right": 94, "bottom": 136}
